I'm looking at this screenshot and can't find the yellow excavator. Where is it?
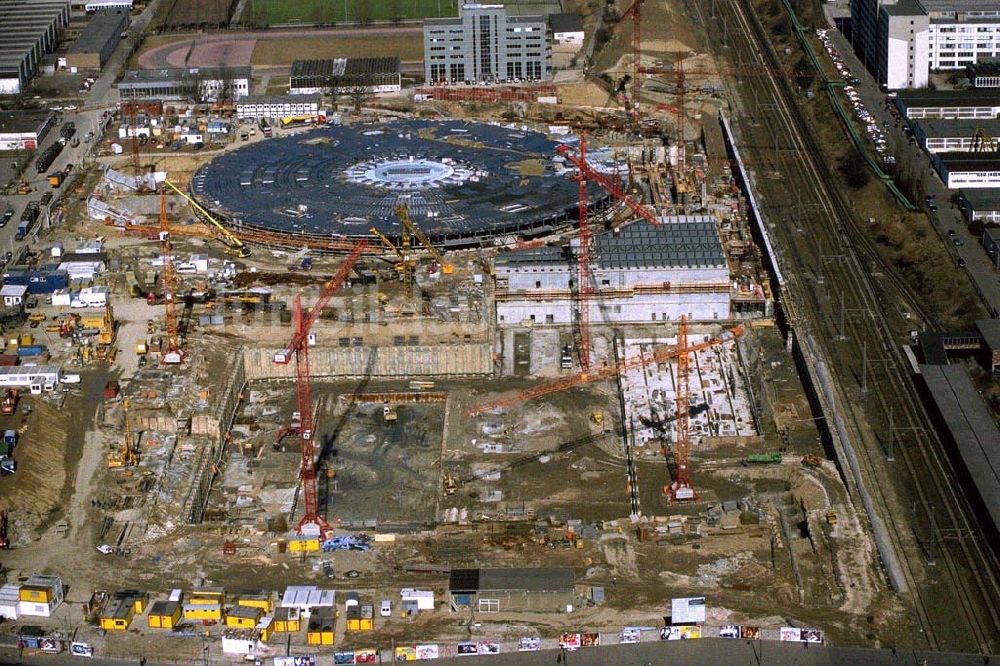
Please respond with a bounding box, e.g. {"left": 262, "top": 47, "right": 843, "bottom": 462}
{"left": 107, "top": 398, "right": 138, "bottom": 469}
{"left": 394, "top": 203, "right": 453, "bottom": 275}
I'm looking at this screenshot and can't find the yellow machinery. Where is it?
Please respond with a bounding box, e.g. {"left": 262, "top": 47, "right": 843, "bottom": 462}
{"left": 443, "top": 472, "right": 457, "bottom": 496}
{"left": 97, "top": 302, "right": 116, "bottom": 346}
{"left": 370, "top": 226, "right": 416, "bottom": 304}
{"left": 162, "top": 180, "right": 250, "bottom": 258}
{"left": 107, "top": 398, "right": 138, "bottom": 469}
{"left": 394, "top": 203, "right": 453, "bottom": 274}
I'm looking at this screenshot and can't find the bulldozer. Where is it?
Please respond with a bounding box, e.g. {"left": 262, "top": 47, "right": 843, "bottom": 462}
{"left": 443, "top": 472, "right": 457, "bottom": 496}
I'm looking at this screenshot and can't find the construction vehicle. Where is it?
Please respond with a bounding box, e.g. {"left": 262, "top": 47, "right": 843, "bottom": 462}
{"left": 394, "top": 203, "right": 453, "bottom": 274}
{"left": 443, "top": 472, "right": 457, "bottom": 496}
{"left": 1, "top": 389, "right": 17, "bottom": 415}
{"left": 162, "top": 180, "right": 251, "bottom": 258}
{"left": 826, "top": 511, "right": 838, "bottom": 526}
{"left": 370, "top": 225, "right": 416, "bottom": 305}
{"left": 273, "top": 241, "right": 367, "bottom": 537}
{"left": 743, "top": 452, "right": 782, "bottom": 465}
{"left": 107, "top": 398, "right": 137, "bottom": 469}
{"left": 382, "top": 403, "right": 397, "bottom": 422}
{"left": 801, "top": 454, "right": 822, "bottom": 469}
{"left": 590, "top": 411, "right": 604, "bottom": 428}
{"left": 47, "top": 172, "right": 64, "bottom": 188}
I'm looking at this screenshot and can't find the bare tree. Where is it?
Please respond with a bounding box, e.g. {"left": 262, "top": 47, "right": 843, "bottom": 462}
{"left": 346, "top": 85, "right": 372, "bottom": 114}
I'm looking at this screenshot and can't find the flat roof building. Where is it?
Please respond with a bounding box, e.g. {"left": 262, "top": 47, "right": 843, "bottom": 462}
{"left": 449, "top": 567, "right": 575, "bottom": 613}
{"left": 0, "top": 110, "right": 54, "bottom": 152}
{"left": 118, "top": 66, "right": 251, "bottom": 101}
{"left": 549, "top": 12, "right": 584, "bottom": 44}
{"left": 967, "top": 58, "right": 1000, "bottom": 88}
{"left": 0, "top": 0, "right": 71, "bottom": 94}
{"left": 895, "top": 89, "right": 1000, "bottom": 119}
{"left": 911, "top": 119, "right": 1000, "bottom": 152}
{"left": 65, "top": 8, "right": 127, "bottom": 71}
{"left": 494, "top": 216, "right": 734, "bottom": 328}
{"left": 235, "top": 94, "right": 322, "bottom": 120}
{"left": 959, "top": 187, "right": 1000, "bottom": 223}
{"left": 932, "top": 151, "right": 1000, "bottom": 188}
{"left": 424, "top": 3, "right": 551, "bottom": 85}
{"left": 289, "top": 58, "right": 401, "bottom": 95}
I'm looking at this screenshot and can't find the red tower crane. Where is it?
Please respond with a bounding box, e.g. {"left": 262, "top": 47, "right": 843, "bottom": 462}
{"left": 557, "top": 141, "right": 660, "bottom": 228}
{"left": 668, "top": 315, "right": 695, "bottom": 501}
{"left": 465, "top": 324, "right": 744, "bottom": 416}
{"left": 273, "top": 240, "right": 367, "bottom": 537}
{"left": 158, "top": 193, "right": 184, "bottom": 363}
{"left": 622, "top": 0, "right": 644, "bottom": 123}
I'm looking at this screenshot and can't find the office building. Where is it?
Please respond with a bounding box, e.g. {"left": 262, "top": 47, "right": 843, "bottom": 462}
{"left": 0, "top": 111, "right": 54, "bottom": 151}
{"left": 235, "top": 94, "right": 321, "bottom": 120}
{"left": 852, "top": 0, "right": 1000, "bottom": 89}
{"left": 933, "top": 151, "right": 1000, "bottom": 188}
{"left": 423, "top": 3, "right": 551, "bottom": 84}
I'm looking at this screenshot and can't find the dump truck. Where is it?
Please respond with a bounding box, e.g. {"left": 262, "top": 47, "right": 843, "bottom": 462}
{"left": 744, "top": 452, "right": 782, "bottom": 465}
{"left": 48, "top": 172, "right": 63, "bottom": 188}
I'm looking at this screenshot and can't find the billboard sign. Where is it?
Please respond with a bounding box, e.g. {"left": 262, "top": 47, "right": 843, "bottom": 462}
{"left": 621, "top": 627, "right": 641, "bottom": 644}
{"left": 559, "top": 633, "right": 581, "bottom": 650}
{"left": 780, "top": 627, "right": 802, "bottom": 642}
{"left": 671, "top": 597, "right": 706, "bottom": 624}
{"left": 415, "top": 645, "right": 439, "bottom": 660}
{"left": 519, "top": 637, "right": 540, "bottom": 651}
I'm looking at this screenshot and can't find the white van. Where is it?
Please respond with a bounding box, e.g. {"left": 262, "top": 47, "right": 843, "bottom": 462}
{"left": 62, "top": 373, "right": 81, "bottom": 384}
{"left": 380, "top": 600, "right": 391, "bottom": 617}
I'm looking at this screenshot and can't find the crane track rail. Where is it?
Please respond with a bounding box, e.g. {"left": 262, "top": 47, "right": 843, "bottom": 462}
{"left": 700, "top": 0, "right": 1000, "bottom": 651}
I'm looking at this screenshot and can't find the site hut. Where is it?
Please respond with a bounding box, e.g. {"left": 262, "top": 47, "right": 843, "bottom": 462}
{"left": 400, "top": 588, "right": 435, "bottom": 615}
{"left": 225, "top": 604, "right": 264, "bottom": 629}
{"left": 959, "top": 188, "right": 1000, "bottom": 224}
{"left": 280, "top": 585, "right": 335, "bottom": 620}
{"left": 234, "top": 591, "right": 273, "bottom": 614}
{"left": 346, "top": 601, "right": 374, "bottom": 632}
{"left": 910, "top": 119, "right": 1000, "bottom": 153}
{"left": 17, "top": 574, "right": 63, "bottom": 618}
{"left": 113, "top": 589, "right": 148, "bottom": 614}
{"left": 64, "top": 8, "right": 128, "bottom": 72}
{"left": 448, "top": 567, "right": 576, "bottom": 613}
{"left": 182, "top": 586, "right": 225, "bottom": 622}
{"left": 272, "top": 606, "right": 301, "bottom": 633}
{"left": 0, "top": 583, "right": 21, "bottom": 620}
{"left": 235, "top": 94, "right": 322, "bottom": 122}
{"left": 306, "top": 607, "right": 336, "bottom": 646}
{"left": 894, "top": 90, "right": 1000, "bottom": 120}
{"left": 99, "top": 598, "right": 135, "bottom": 631}
{"left": 285, "top": 535, "right": 321, "bottom": 553}
{"left": 1, "top": 285, "right": 27, "bottom": 308}
{"left": 146, "top": 600, "right": 182, "bottom": 629}
{"left": 221, "top": 628, "right": 264, "bottom": 657}
{"left": 0, "top": 366, "right": 60, "bottom": 394}
{"left": 932, "top": 152, "right": 1000, "bottom": 189}
{"left": 494, "top": 217, "right": 732, "bottom": 329}
{"left": 0, "top": 111, "right": 55, "bottom": 152}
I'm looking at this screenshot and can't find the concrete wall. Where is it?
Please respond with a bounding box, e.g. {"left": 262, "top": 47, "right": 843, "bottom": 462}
{"left": 496, "top": 292, "right": 732, "bottom": 326}
{"left": 243, "top": 344, "right": 494, "bottom": 380}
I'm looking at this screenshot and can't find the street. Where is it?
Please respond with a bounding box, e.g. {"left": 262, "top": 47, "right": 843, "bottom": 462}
{"left": 821, "top": 22, "right": 1000, "bottom": 317}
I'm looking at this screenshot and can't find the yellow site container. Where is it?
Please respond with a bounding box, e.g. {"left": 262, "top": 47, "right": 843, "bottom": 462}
{"left": 147, "top": 600, "right": 181, "bottom": 629}
{"left": 19, "top": 586, "right": 52, "bottom": 603}
{"left": 360, "top": 605, "right": 374, "bottom": 631}
{"left": 99, "top": 600, "right": 135, "bottom": 631}
{"left": 183, "top": 603, "right": 222, "bottom": 622}
{"left": 225, "top": 605, "right": 262, "bottom": 629}
{"left": 189, "top": 587, "right": 226, "bottom": 606}
{"left": 287, "top": 537, "right": 320, "bottom": 553}
{"left": 273, "top": 607, "right": 301, "bottom": 633}
{"left": 307, "top": 609, "right": 335, "bottom": 646}
{"left": 236, "top": 593, "right": 272, "bottom": 614}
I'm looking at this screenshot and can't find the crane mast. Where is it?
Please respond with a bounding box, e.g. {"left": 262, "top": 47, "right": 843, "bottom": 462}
{"left": 274, "top": 241, "right": 367, "bottom": 536}
{"left": 668, "top": 316, "right": 695, "bottom": 501}
{"left": 575, "top": 134, "right": 592, "bottom": 374}
{"left": 158, "top": 193, "right": 184, "bottom": 363}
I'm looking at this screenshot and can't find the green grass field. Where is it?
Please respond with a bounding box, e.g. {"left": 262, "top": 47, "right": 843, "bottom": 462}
{"left": 244, "top": 0, "right": 459, "bottom": 25}
{"left": 243, "top": 0, "right": 561, "bottom": 26}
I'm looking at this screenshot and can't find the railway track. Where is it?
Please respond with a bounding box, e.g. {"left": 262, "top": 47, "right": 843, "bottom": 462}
{"left": 697, "top": 0, "right": 1000, "bottom": 651}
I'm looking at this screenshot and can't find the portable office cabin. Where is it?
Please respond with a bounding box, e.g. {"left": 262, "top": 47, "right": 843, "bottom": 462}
{"left": 17, "top": 574, "right": 63, "bottom": 617}
{"left": 146, "top": 600, "right": 181, "bottom": 628}
{"left": 280, "top": 586, "right": 334, "bottom": 617}
{"left": 225, "top": 604, "right": 262, "bottom": 629}
{"left": 99, "top": 599, "right": 135, "bottom": 630}
{"left": 306, "top": 607, "right": 335, "bottom": 646}
{"left": 235, "top": 591, "right": 272, "bottom": 614}
{"left": 272, "top": 606, "right": 301, "bottom": 632}
{"left": 0, "top": 584, "right": 21, "bottom": 620}
{"left": 183, "top": 603, "right": 222, "bottom": 621}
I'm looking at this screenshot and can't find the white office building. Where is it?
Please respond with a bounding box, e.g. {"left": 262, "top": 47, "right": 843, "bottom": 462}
{"left": 235, "top": 94, "right": 321, "bottom": 121}
{"left": 854, "top": 0, "right": 1000, "bottom": 89}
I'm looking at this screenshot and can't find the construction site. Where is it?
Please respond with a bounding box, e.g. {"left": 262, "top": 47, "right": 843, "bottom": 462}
{"left": 0, "top": 0, "right": 995, "bottom": 662}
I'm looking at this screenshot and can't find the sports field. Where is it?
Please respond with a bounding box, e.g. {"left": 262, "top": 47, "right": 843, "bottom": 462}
{"left": 244, "top": 0, "right": 459, "bottom": 25}
{"left": 243, "top": 0, "right": 561, "bottom": 25}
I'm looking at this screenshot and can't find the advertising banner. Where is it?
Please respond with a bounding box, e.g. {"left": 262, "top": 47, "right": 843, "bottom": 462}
{"left": 802, "top": 629, "right": 823, "bottom": 643}
{"left": 519, "top": 637, "right": 541, "bottom": 651}
{"left": 395, "top": 646, "right": 416, "bottom": 661}
{"left": 457, "top": 642, "right": 477, "bottom": 656}
{"left": 719, "top": 625, "right": 740, "bottom": 639}
{"left": 355, "top": 649, "right": 377, "bottom": 663}
{"left": 740, "top": 626, "right": 761, "bottom": 640}
{"left": 415, "top": 645, "right": 439, "bottom": 660}
{"left": 621, "top": 627, "right": 641, "bottom": 644}
{"left": 679, "top": 626, "right": 701, "bottom": 639}
{"left": 559, "top": 633, "right": 581, "bottom": 650}
{"left": 476, "top": 640, "right": 499, "bottom": 655}
{"left": 581, "top": 633, "right": 600, "bottom": 647}
{"left": 70, "top": 642, "right": 94, "bottom": 657}
{"left": 275, "top": 658, "right": 317, "bottom": 666}
{"left": 779, "top": 627, "right": 802, "bottom": 642}
{"left": 333, "top": 653, "right": 356, "bottom": 665}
